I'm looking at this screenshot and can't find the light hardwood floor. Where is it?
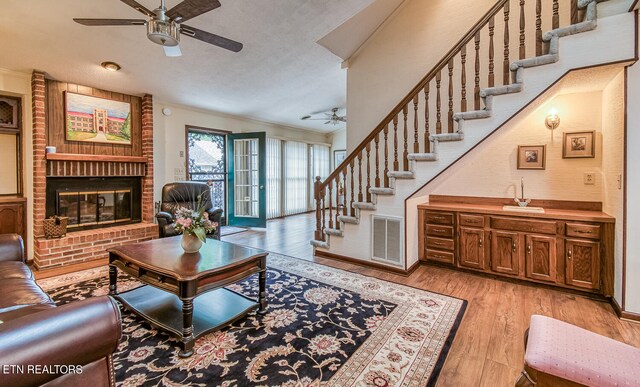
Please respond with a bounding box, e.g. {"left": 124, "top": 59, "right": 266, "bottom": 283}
{"left": 224, "top": 213, "right": 640, "bottom": 386}
{"left": 35, "top": 213, "right": 640, "bottom": 386}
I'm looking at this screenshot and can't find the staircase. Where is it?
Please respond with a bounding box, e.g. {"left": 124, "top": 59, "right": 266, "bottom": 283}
{"left": 311, "top": 0, "right": 636, "bottom": 267}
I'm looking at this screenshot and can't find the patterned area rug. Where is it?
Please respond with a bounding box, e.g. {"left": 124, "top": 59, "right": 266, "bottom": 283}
{"left": 38, "top": 254, "right": 466, "bottom": 386}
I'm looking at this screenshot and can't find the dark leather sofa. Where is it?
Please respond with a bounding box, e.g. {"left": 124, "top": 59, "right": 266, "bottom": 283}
{"left": 156, "top": 181, "right": 223, "bottom": 239}
{"left": 0, "top": 234, "right": 122, "bottom": 387}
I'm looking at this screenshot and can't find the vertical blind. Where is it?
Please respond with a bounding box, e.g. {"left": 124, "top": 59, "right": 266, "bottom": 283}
{"left": 266, "top": 138, "right": 282, "bottom": 219}
{"left": 265, "top": 139, "right": 331, "bottom": 219}
{"left": 284, "top": 141, "right": 309, "bottom": 216}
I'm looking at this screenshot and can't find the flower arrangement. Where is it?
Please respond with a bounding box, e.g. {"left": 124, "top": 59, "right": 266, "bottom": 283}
{"left": 172, "top": 194, "right": 218, "bottom": 243}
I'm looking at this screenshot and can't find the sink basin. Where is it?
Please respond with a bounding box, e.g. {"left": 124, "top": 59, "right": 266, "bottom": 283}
{"left": 502, "top": 205, "right": 545, "bottom": 214}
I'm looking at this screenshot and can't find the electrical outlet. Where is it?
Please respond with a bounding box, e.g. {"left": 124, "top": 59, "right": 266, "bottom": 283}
{"left": 179, "top": 151, "right": 184, "bottom": 157}
{"left": 584, "top": 172, "right": 595, "bottom": 185}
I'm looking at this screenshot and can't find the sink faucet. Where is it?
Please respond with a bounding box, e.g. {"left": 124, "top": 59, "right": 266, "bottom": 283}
{"left": 514, "top": 177, "right": 531, "bottom": 207}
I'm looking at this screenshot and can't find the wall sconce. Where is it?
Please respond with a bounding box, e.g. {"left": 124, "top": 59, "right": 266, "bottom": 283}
{"left": 545, "top": 108, "right": 560, "bottom": 130}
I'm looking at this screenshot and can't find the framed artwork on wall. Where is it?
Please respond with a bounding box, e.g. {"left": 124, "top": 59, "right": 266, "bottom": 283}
{"left": 64, "top": 92, "right": 132, "bottom": 145}
{"left": 517, "top": 145, "right": 546, "bottom": 170}
{"left": 334, "top": 149, "right": 346, "bottom": 168}
{"left": 563, "top": 131, "right": 595, "bottom": 158}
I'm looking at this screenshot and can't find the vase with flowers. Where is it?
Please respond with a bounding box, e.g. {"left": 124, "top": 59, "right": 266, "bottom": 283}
{"left": 173, "top": 195, "right": 218, "bottom": 253}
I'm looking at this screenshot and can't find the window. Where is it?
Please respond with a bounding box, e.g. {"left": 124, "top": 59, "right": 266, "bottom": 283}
{"left": 185, "top": 127, "right": 227, "bottom": 215}
{"left": 265, "top": 139, "right": 330, "bottom": 219}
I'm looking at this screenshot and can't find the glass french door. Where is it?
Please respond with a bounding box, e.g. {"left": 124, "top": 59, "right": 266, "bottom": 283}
{"left": 186, "top": 127, "right": 227, "bottom": 222}
{"left": 227, "top": 132, "right": 266, "bottom": 227}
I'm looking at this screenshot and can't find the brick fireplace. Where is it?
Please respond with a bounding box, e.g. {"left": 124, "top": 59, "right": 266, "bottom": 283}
{"left": 31, "top": 71, "right": 157, "bottom": 269}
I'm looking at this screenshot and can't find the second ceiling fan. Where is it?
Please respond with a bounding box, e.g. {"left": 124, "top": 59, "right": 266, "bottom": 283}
{"left": 74, "top": 0, "right": 243, "bottom": 57}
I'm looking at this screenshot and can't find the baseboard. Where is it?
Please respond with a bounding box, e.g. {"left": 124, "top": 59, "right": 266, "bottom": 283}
{"left": 314, "top": 249, "right": 415, "bottom": 276}
{"left": 609, "top": 297, "right": 640, "bottom": 323}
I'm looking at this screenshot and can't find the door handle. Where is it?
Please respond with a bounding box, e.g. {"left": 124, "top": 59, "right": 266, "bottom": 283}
{"left": 259, "top": 185, "right": 264, "bottom": 189}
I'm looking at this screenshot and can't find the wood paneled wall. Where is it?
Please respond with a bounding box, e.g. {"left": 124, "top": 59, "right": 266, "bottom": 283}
{"left": 45, "top": 80, "right": 143, "bottom": 156}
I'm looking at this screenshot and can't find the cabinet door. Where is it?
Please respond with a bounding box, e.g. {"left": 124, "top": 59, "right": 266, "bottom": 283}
{"left": 525, "top": 235, "right": 557, "bottom": 283}
{"left": 490, "top": 231, "right": 519, "bottom": 275}
{"left": 0, "top": 203, "right": 24, "bottom": 235}
{"left": 459, "top": 227, "right": 485, "bottom": 270}
{"left": 566, "top": 239, "right": 600, "bottom": 290}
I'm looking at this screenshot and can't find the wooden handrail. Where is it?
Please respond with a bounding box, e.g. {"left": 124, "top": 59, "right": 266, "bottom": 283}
{"left": 317, "top": 0, "right": 510, "bottom": 191}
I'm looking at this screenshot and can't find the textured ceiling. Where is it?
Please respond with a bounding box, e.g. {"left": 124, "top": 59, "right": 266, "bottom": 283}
{"left": 0, "top": 0, "right": 379, "bottom": 133}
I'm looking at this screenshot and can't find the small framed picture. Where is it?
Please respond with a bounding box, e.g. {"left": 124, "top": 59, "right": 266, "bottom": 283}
{"left": 334, "top": 149, "right": 346, "bottom": 168}
{"left": 563, "top": 131, "right": 595, "bottom": 158}
{"left": 517, "top": 145, "right": 546, "bottom": 170}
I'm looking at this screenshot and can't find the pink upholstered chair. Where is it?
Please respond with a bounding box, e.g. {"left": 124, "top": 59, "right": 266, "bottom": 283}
{"left": 516, "top": 315, "right": 640, "bottom": 386}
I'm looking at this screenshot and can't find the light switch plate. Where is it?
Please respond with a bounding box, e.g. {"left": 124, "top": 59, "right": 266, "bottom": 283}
{"left": 179, "top": 151, "right": 184, "bottom": 157}
{"left": 584, "top": 172, "right": 595, "bottom": 185}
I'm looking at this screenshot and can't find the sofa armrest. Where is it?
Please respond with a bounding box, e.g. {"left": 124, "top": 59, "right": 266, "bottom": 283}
{"left": 0, "top": 233, "right": 24, "bottom": 263}
{"left": 0, "top": 296, "right": 122, "bottom": 387}
{"left": 156, "top": 211, "right": 174, "bottom": 224}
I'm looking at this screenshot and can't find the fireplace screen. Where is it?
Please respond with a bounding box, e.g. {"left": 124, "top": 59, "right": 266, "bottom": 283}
{"left": 58, "top": 189, "right": 132, "bottom": 228}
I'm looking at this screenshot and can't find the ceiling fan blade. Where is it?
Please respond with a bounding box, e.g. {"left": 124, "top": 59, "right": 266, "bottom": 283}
{"left": 164, "top": 45, "right": 182, "bottom": 57}
{"left": 120, "top": 0, "right": 155, "bottom": 17}
{"left": 167, "top": 0, "right": 221, "bottom": 23}
{"left": 180, "top": 24, "right": 243, "bottom": 52}
{"left": 302, "top": 118, "right": 331, "bottom": 121}
{"left": 338, "top": 117, "right": 347, "bottom": 122}
{"left": 325, "top": 121, "right": 332, "bottom": 125}
{"left": 74, "top": 18, "right": 146, "bottom": 26}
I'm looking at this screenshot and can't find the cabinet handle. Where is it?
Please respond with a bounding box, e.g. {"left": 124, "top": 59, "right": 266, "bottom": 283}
{"left": 433, "top": 241, "right": 444, "bottom": 246}
{"left": 575, "top": 230, "right": 593, "bottom": 235}
{"left": 432, "top": 215, "right": 446, "bottom": 220}
{"left": 568, "top": 249, "right": 572, "bottom": 260}
{"left": 479, "top": 238, "right": 483, "bottom": 247}
{"left": 527, "top": 244, "right": 531, "bottom": 254}
{"left": 512, "top": 241, "right": 517, "bottom": 253}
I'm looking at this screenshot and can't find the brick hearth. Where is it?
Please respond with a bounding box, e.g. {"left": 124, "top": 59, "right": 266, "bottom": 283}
{"left": 31, "top": 71, "right": 158, "bottom": 269}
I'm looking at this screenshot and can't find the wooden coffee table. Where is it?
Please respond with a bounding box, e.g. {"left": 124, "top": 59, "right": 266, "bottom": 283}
{"left": 108, "top": 236, "right": 268, "bottom": 357}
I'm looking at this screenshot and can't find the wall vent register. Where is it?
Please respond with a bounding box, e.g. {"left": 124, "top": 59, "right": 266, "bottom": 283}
{"left": 372, "top": 215, "right": 403, "bottom": 267}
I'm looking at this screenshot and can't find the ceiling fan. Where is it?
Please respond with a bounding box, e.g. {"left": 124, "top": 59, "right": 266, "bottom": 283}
{"left": 301, "top": 107, "right": 347, "bottom": 125}
{"left": 73, "top": 0, "right": 243, "bottom": 57}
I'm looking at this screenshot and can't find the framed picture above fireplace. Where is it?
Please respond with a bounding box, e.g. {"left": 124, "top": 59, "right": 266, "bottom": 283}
{"left": 65, "top": 92, "right": 132, "bottom": 145}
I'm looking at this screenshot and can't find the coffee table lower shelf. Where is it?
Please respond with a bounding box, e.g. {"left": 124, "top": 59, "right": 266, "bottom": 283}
{"left": 116, "top": 285, "right": 259, "bottom": 353}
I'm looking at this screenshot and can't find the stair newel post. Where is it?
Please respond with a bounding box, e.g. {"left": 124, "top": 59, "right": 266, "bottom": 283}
{"left": 342, "top": 168, "right": 348, "bottom": 218}
{"left": 503, "top": 0, "right": 510, "bottom": 86}
{"left": 519, "top": 0, "right": 526, "bottom": 60}
{"left": 552, "top": 0, "right": 559, "bottom": 29}
{"left": 489, "top": 15, "right": 495, "bottom": 87}
{"left": 383, "top": 124, "right": 390, "bottom": 187}
{"left": 436, "top": 71, "right": 442, "bottom": 134}
{"left": 461, "top": 44, "right": 467, "bottom": 113}
{"left": 357, "top": 151, "right": 364, "bottom": 203}
{"left": 365, "top": 143, "right": 372, "bottom": 202}
{"left": 374, "top": 132, "right": 381, "bottom": 188}
{"left": 536, "top": 0, "right": 542, "bottom": 56}
{"left": 334, "top": 175, "right": 341, "bottom": 231}
{"left": 393, "top": 115, "right": 399, "bottom": 171}
{"left": 448, "top": 59, "right": 454, "bottom": 133}
{"left": 314, "top": 176, "right": 323, "bottom": 241}
{"left": 328, "top": 179, "right": 333, "bottom": 230}
{"left": 413, "top": 94, "right": 420, "bottom": 153}
{"left": 349, "top": 160, "right": 355, "bottom": 216}
{"left": 424, "top": 84, "right": 431, "bottom": 153}
{"left": 474, "top": 32, "right": 481, "bottom": 110}
{"left": 402, "top": 105, "right": 409, "bottom": 170}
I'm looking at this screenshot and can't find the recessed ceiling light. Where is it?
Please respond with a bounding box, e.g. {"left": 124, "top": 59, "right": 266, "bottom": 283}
{"left": 101, "top": 61, "right": 121, "bottom": 72}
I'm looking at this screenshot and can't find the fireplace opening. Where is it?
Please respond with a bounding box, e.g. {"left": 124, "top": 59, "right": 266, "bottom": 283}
{"left": 46, "top": 177, "right": 141, "bottom": 232}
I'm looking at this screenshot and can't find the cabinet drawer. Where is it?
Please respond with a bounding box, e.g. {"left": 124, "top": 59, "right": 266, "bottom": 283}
{"left": 426, "top": 249, "right": 455, "bottom": 264}
{"left": 426, "top": 224, "right": 454, "bottom": 238}
{"left": 426, "top": 236, "right": 454, "bottom": 251}
{"left": 425, "top": 211, "right": 454, "bottom": 225}
{"left": 490, "top": 216, "right": 556, "bottom": 235}
{"left": 566, "top": 223, "right": 600, "bottom": 240}
{"left": 459, "top": 213, "right": 485, "bottom": 228}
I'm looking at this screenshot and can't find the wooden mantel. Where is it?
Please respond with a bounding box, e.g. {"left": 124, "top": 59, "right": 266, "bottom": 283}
{"left": 46, "top": 153, "right": 147, "bottom": 163}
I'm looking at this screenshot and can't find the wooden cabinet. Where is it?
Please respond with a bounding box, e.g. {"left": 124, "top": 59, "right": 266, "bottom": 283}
{"left": 0, "top": 198, "right": 26, "bottom": 243}
{"left": 490, "top": 230, "right": 520, "bottom": 276}
{"left": 525, "top": 234, "right": 557, "bottom": 283}
{"left": 418, "top": 197, "right": 614, "bottom": 297}
{"left": 565, "top": 239, "right": 600, "bottom": 290}
{"left": 459, "top": 227, "right": 485, "bottom": 270}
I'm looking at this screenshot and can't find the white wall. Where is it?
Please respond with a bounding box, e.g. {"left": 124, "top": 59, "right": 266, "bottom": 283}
{"left": 330, "top": 128, "right": 347, "bottom": 169}
{"left": 601, "top": 71, "right": 625, "bottom": 304}
{"left": 0, "top": 134, "right": 18, "bottom": 194}
{"left": 625, "top": 25, "right": 640, "bottom": 313}
{"left": 153, "top": 101, "right": 331, "bottom": 202}
{"left": 345, "top": 0, "right": 495, "bottom": 152}
{"left": 0, "top": 68, "right": 33, "bottom": 259}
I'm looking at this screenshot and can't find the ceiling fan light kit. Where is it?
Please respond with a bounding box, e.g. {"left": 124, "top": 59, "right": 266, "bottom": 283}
{"left": 73, "top": 0, "right": 241, "bottom": 57}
